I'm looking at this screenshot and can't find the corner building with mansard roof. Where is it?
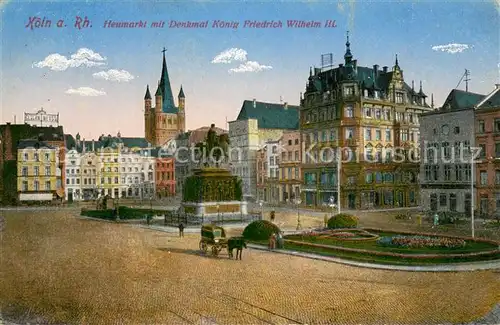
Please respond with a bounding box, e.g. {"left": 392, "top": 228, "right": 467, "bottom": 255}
{"left": 144, "top": 50, "right": 186, "bottom": 147}
{"left": 300, "top": 34, "right": 433, "bottom": 209}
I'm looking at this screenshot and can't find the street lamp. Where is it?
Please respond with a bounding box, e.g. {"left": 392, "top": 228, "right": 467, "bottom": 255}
{"left": 329, "top": 196, "right": 337, "bottom": 217}
{"left": 295, "top": 198, "right": 302, "bottom": 230}
{"left": 259, "top": 200, "right": 263, "bottom": 220}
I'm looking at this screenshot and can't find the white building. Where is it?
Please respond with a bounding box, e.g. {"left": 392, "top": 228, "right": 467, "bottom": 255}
{"left": 80, "top": 151, "right": 100, "bottom": 200}
{"left": 119, "top": 150, "right": 155, "bottom": 199}
{"left": 229, "top": 99, "right": 299, "bottom": 201}
{"left": 419, "top": 89, "right": 483, "bottom": 214}
{"left": 65, "top": 149, "right": 82, "bottom": 201}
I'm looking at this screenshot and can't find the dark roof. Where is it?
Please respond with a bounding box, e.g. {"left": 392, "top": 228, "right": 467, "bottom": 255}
{"left": 440, "top": 89, "right": 485, "bottom": 111}
{"left": 0, "top": 124, "right": 64, "bottom": 158}
{"left": 476, "top": 87, "right": 500, "bottom": 110}
{"left": 236, "top": 100, "right": 300, "bottom": 130}
{"left": 144, "top": 85, "right": 152, "bottom": 100}
{"left": 64, "top": 134, "right": 151, "bottom": 152}
{"left": 155, "top": 84, "right": 162, "bottom": 97}
{"left": 178, "top": 86, "right": 185, "bottom": 98}
{"left": 18, "top": 139, "right": 55, "bottom": 149}
{"left": 159, "top": 52, "right": 177, "bottom": 114}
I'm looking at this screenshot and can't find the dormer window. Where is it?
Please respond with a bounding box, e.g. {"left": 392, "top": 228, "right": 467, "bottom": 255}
{"left": 344, "top": 86, "right": 355, "bottom": 96}
{"left": 396, "top": 92, "right": 404, "bottom": 104}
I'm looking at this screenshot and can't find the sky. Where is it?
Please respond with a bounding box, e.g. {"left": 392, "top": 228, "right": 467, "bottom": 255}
{"left": 1, "top": 0, "right": 499, "bottom": 139}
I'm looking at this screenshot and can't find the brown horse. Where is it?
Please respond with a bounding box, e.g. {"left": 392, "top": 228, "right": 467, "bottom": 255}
{"left": 227, "top": 237, "right": 247, "bottom": 260}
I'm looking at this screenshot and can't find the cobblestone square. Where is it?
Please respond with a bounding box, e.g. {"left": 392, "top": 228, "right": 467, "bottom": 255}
{"left": 1, "top": 209, "right": 499, "bottom": 325}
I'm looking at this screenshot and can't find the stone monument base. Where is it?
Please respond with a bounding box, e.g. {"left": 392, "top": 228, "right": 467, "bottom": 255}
{"left": 181, "top": 200, "right": 248, "bottom": 221}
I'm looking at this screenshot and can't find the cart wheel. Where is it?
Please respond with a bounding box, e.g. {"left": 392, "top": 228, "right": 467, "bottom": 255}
{"left": 212, "top": 245, "right": 219, "bottom": 256}
{"left": 199, "top": 241, "right": 208, "bottom": 253}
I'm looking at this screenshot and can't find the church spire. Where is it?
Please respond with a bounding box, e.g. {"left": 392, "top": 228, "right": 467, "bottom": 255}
{"left": 178, "top": 85, "right": 185, "bottom": 98}
{"left": 144, "top": 84, "right": 151, "bottom": 100}
{"left": 158, "top": 47, "right": 176, "bottom": 113}
{"left": 344, "top": 31, "right": 353, "bottom": 64}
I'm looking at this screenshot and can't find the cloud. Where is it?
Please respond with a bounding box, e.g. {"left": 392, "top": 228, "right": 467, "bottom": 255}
{"left": 211, "top": 48, "right": 247, "bottom": 64}
{"left": 229, "top": 61, "right": 273, "bottom": 73}
{"left": 65, "top": 87, "right": 106, "bottom": 96}
{"left": 431, "top": 43, "right": 471, "bottom": 54}
{"left": 93, "top": 69, "right": 135, "bottom": 82}
{"left": 33, "top": 48, "right": 106, "bottom": 71}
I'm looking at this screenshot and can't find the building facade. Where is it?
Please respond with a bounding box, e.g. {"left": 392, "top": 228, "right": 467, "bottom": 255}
{"left": 79, "top": 151, "right": 100, "bottom": 200}
{"left": 65, "top": 149, "right": 82, "bottom": 201}
{"left": 278, "top": 130, "right": 302, "bottom": 203}
{"left": 144, "top": 50, "right": 186, "bottom": 147}
{"left": 229, "top": 100, "right": 299, "bottom": 201}
{"left": 300, "top": 35, "right": 432, "bottom": 209}
{"left": 17, "top": 140, "right": 58, "bottom": 202}
{"left": 474, "top": 85, "right": 500, "bottom": 217}
{"left": 256, "top": 147, "right": 267, "bottom": 202}
{"left": 155, "top": 156, "right": 176, "bottom": 198}
{"left": 119, "top": 150, "right": 155, "bottom": 199}
{"left": 419, "top": 91, "right": 479, "bottom": 213}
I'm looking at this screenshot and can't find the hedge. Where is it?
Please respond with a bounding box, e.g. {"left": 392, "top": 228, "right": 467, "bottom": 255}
{"left": 81, "top": 206, "right": 174, "bottom": 220}
{"left": 242, "top": 220, "right": 281, "bottom": 241}
{"left": 327, "top": 213, "right": 359, "bottom": 229}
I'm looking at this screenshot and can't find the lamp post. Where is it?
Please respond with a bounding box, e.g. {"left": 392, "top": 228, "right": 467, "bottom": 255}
{"left": 329, "top": 196, "right": 337, "bottom": 217}
{"left": 295, "top": 198, "right": 302, "bottom": 230}
{"left": 259, "top": 201, "right": 263, "bottom": 220}
{"left": 216, "top": 204, "right": 220, "bottom": 223}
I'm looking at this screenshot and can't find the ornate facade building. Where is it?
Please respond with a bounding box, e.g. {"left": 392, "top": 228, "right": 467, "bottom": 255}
{"left": 144, "top": 49, "right": 186, "bottom": 147}
{"left": 300, "top": 35, "right": 432, "bottom": 209}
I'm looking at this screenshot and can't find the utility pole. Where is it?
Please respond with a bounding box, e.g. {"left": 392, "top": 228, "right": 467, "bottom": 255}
{"left": 464, "top": 69, "right": 470, "bottom": 92}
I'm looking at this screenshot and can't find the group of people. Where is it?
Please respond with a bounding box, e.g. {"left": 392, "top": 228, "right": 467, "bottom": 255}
{"left": 268, "top": 232, "right": 284, "bottom": 250}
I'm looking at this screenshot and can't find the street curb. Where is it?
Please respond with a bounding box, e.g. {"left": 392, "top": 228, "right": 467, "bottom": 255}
{"left": 246, "top": 244, "right": 500, "bottom": 272}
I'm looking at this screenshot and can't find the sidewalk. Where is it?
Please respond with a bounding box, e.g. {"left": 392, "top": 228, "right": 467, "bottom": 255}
{"left": 247, "top": 243, "right": 500, "bottom": 272}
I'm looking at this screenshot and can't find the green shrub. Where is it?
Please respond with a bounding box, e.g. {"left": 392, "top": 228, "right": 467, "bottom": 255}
{"left": 327, "top": 213, "right": 358, "bottom": 229}
{"left": 242, "top": 220, "right": 281, "bottom": 241}
{"left": 117, "top": 206, "right": 171, "bottom": 219}
{"left": 81, "top": 208, "right": 115, "bottom": 219}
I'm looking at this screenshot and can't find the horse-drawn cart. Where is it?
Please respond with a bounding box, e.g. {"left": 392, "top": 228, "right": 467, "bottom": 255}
{"left": 199, "top": 224, "right": 228, "bottom": 256}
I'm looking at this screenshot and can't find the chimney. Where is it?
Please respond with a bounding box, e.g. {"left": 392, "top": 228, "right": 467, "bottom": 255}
{"left": 373, "top": 65, "right": 379, "bottom": 77}
{"left": 253, "top": 98, "right": 256, "bottom": 108}
{"left": 383, "top": 66, "right": 388, "bottom": 73}
{"left": 284, "top": 102, "right": 288, "bottom": 110}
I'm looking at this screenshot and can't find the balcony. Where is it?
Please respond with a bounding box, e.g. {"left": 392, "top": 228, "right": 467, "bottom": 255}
{"left": 302, "top": 183, "right": 317, "bottom": 190}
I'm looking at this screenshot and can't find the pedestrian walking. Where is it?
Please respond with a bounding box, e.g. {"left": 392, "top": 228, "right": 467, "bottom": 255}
{"left": 146, "top": 214, "right": 152, "bottom": 226}
{"left": 178, "top": 223, "right": 185, "bottom": 237}
{"left": 270, "top": 210, "right": 275, "bottom": 223}
{"left": 268, "top": 233, "right": 276, "bottom": 250}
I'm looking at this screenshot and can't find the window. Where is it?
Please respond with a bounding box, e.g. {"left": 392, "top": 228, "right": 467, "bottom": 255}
{"left": 23, "top": 153, "right": 29, "bottom": 161}
{"left": 322, "top": 131, "right": 327, "bottom": 142}
{"left": 432, "top": 165, "right": 439, "bottom": 181}
{"left": 385, "top": 129, "right": 391, "bottom": 141}
{"left": 34, "top": 153, "right": 39, "bottom": 161}
{"left": 294, "top": 151, "right": 299, "bottom": 161}
{"left": 304, "top": 172, "right": 316, "bottom": 185}
{"left": 479, "top": 144, "right": 486, "bottom": 158}
{"left": 114, "top": 177, "right": 119, "bottom": 184}
{"left": 44, "top": 153, "right": 50, "bottom": 161}
{"left": 496, "top": 170, "right": 500, "bottom": 184}
{"left": 22, "top": 181, "right": 28, "bottom": 191}
{"left": 45, "top": 181, "right": 51, "bottom": 190}
{"left": 345, "top": 105, "right": 354, "bottom": 118}
{"left": 444, "top": 165, "right": 451, "bottom": 181}
{"left": 454, "top": 126, "right": 460, "bottom": 134}
{"left": 375, "top": 129, "right": 381, "bottom": 141}
{"left": 66, "top": 178, "right": 70, "bottom": 185}
{"left": 364, "top": 107, "right": 372, "bottom": 118}
{"left": 22, "top": 167, "right": 28, "bottom": 176}
{"left": 401, "top": 130, "right": 409, "bottom": 141}
{"left": 295, "top": 167, "right": 299, "bottom": 179}
{"left": 365, "top": 172, "right": 373, "bottom": 184}
{"left": 442, "top": 142, "right": 451, "bottom": 159}
{"left": 455, "top": 165, "right": 463, "bottom": 181}
{"left": 480, "top": 171, "right": 488, "bottom": 185}
{"left": 272, "top": 146, "right": 277, "bottom": 153}
{"left": 345, "top": 128, "right": 354, "bottom": 139}
{"left": 396, "top": 92, "right": 404, "bottom": 104}
{"left": 439, "top": 193, "right": 447, "bottom": 207}
{"left": 329, "top": 130, "right": 336, "bottom": 141}
{"left": 464, "top": 165, "right": 471, "bottom": 181}
{"left": 478, "top": 120, "right": 485, "bottom": 133}
{"left": 34, "top": 181, "right": 39, "bottom": 191}
{"left": 496, "top": 143, "right": 500, "bottom": 158}
{"left": 295, "top": 139, "right": 299, "bottom": 145}
{"left": 287, "top": 151, "right": 292, "bottom": 161}
{"left": 288, "top": 140, "right": 292, "bottom": 145}
{"left": 344, "top": 86, "right": 354, "bottom": 96}
{"left": 495, "top": 119, "right": 500, "bottom": 132}
{"left": 375, "top": 172, "right": 383, "bottom": 183}
{"left": 449, "top": 194, "right": 457, "bottom": 211}
{"left": 365, "top": 128, "right": 372, "bottom": 141}
{"left": 282, "top": 152, "right": 286, "bottom": 161}
{"left": 375, "top": 109, "right": 381, "bottom": 119}
{"left": 34, "top": 166, "right": 39, "bottom": 176}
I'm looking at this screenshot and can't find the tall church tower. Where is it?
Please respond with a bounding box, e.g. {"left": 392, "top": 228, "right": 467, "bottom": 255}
{"left": 144, "top": 48, "right": 187, "bottom": 146}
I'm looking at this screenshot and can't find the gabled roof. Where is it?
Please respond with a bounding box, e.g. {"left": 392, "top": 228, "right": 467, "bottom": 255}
{"left": 236, "top": 100, "right": 299, "bottom": 130}
{"left": 476, "top": 86, "right": 500, "bottom": 110}
{"left": 441, "top": 89, "right": 485, "bottom": 111}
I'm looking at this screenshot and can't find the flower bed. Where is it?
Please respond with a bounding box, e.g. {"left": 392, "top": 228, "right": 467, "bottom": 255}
{"left": 377, "top": 236, "right": 466, "bottom": 249}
